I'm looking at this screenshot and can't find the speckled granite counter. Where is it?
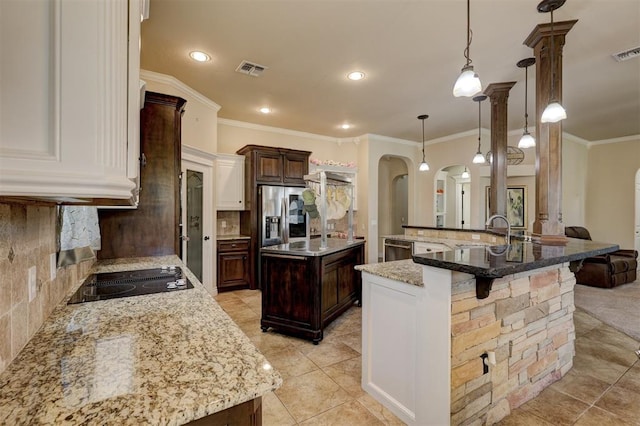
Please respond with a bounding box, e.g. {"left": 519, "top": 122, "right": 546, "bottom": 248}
{"left": 355, "top": 259, "right": 423, "bottom": 286}
{"left": 0, "top": 255, "right": 282, "bottom": 425}
{"left": 261, "top": 238, "right": 365, "bottom": 257}
{"left": 216, "top": 234, "right": 250, "bottom": 241}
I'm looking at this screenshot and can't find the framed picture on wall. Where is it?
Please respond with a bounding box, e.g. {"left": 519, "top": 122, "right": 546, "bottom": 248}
{"left": 485, "top": 185, "right": 528, "bottom": 229}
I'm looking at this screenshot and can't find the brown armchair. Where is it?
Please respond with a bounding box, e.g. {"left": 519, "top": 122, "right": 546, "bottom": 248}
{"left": 565, "top": 226, "right": 638, "bottom": 288}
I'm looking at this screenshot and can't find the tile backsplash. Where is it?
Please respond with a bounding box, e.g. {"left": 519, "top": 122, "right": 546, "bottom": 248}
{"left": 0, "top": 202, "right": 93, "bottom": 375}
{"left": 216, "top": 211, "right": 241, "bottom": 235}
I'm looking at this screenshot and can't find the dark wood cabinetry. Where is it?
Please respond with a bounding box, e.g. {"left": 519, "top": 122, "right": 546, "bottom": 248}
{"left": 217, "top": 239, "right": 251, "bottom": 292}
{"left": 260, "top": 243, "right": 364, "bottom": 343}
{"left": 186, "top": 397, "right": 262, "bottom": 426}
{"left": 236, "top": 145, "right": 311, "bottom": 289}
{"left": 98, "top": 92, "right": 186, "bottom": 259}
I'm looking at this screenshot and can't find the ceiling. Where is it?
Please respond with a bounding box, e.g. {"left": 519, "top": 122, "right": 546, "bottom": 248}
{"left": 140, "top": 0, "right": 640, "bottom": 144}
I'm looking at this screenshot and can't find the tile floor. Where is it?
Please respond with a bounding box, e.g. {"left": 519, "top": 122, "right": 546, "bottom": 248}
{"left": 214, "top": 290, "right": 640, "bottom": 425}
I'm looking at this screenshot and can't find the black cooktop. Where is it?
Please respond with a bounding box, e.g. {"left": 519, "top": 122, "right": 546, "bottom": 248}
{"left": 67, "top": 267, "right": 194, "bottom": 304}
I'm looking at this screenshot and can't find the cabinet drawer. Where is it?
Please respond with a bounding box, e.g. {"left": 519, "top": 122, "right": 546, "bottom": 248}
{"left": 413, "top": 242, "right": 450, "bottom": 254}
{"left": 217, "top": 239, "right": 250, "bottom": 252}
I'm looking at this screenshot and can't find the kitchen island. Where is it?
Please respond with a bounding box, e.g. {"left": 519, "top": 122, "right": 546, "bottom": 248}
{"left": 260, "top": 238, "right": 365, "bottom": 344}
{"left": 0, "top": 255, "right": 282, "bottom": 425}
{"left": 357, "top": 235, "right": 619, "bottom": 426}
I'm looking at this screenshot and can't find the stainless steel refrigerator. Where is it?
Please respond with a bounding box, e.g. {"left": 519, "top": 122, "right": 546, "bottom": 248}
{"left": 259, "top": 185, "right": 309, "bottom": 247}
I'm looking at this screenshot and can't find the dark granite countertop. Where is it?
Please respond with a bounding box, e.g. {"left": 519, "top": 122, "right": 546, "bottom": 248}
{"left": 261, "top": 238, "right": 365, "bottom": 257}
{"left": 412, "top": 237, "right": 619, "bottom": 278}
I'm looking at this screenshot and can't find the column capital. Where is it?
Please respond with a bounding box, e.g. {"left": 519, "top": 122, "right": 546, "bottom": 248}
{"left": 524, "top": 20, "right": 578, "bottom": 48}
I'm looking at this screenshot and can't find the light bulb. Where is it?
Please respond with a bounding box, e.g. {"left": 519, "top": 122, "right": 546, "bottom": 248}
{"left": 461, "top": 169, "right": 470, "bottom": 179}
{"left": 472, "top": 151, "right": 485, "bottom": 164}
{"left": 419, "top": 161, "right": 430, "bottom": 171}
{"left": 453, "top": 66, "right": 482, "bottom": 97}
{"left": 518, "top": 132, "right": 536, "bottom": 149}
{"left": 541, "top": 102, "right": 567, "bottom": 123}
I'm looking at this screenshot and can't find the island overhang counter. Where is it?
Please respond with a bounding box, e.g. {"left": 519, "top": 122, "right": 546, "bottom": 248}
{"left": 0, "top": 255, "right": 282, "bottom": 426}
{"left": 356, "top": 236, "right": 619, "bottom": 426}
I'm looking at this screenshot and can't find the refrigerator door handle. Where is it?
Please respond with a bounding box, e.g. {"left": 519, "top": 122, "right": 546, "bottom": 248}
{"left": 282, "top": 195, "right": 288, "bottom": 244}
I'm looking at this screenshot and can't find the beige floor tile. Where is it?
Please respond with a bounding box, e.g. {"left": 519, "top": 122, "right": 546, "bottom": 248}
{"left": 324, "top": 330, "right": 361, "bottom": 354}
{"left": 213, "top": 291, "right": 241, "bottom": 303}
{"left": 250, "top": 330, "right": 297, "bottom": 356}
{"left": 233, "top": 318, "right": 263, "bottom": 338}
{"left": 574, "top": 406, "right": 637, "bottom": 426}
{"left": 496, "top": 409, "right": 555, "bottom": 425}
{"left": 595, "top": 381, "right": 640, "bottom": 423}
{"left": 267, "top": 347, "right": 319, "bottom": 379}
{"left": 232, "top": 289, "right": 259, "bottom": 299}
{"left": 550, "top": 368, "right": 612, "bottom": 405}
{"left": 322, "top": 356, "right": 365, "bottom": 398}
{"left": 584, "top": 324, "right": 640, "bottom": 352}
{"left": 519, "top": 387, "right": 590, "bottom": 425}
{"left": 573, "top": 309, "right": 604, "bottom": 336}
{"left": 571, "top": 351, "right": 630, "bottom": 385}
{"left": 299, "top": 341, "right": 361, "bottom": 368}
{"left": 275, "top": 369, "right": 353, "bottom": 423}
{"left": 262, "top": 391, "right": 296, "bottom": 426}
{"left": 356, "top": 393, "right": 406, "bottom": 425}
{"left": 299, "top": 400, "right": 385, "bottom": 426}
{"left": 616, "top": 362, "right": 640, "bottom": 393}
{"left": 220, "top": 304, "right": 260, "bottom": 323}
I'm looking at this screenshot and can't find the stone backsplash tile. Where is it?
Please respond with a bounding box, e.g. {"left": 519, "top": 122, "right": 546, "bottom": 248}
{"left": 217, "top": 211, "right": 241, "bottom": 235}
{"left": 0, "top": 202, "right": 94, "bottom": 375}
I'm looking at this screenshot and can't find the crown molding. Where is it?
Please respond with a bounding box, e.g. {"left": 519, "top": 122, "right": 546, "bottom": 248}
{"left": 217, "top": 118, "right": 341, "bottom": 143}
{"left": 140, "top": 70, "right": 221, "bottom": 112}
{"left": 587, "top": 134, "right": 640, "bottom": 146}
{"left": 364, "top": 133, "right": 418, "bottom": 147}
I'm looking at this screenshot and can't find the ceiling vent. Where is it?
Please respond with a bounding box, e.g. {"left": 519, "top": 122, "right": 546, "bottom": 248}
{"left": 612, "top": 46, "right": 640, "bottom": 62}
{"left": 235, "top": 60, "right": 268, "bottom": 77}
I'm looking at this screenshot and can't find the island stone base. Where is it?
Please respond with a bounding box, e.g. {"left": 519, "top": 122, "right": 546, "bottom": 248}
{"left": 450, "top": 265, "right": 576, "bottom": 424}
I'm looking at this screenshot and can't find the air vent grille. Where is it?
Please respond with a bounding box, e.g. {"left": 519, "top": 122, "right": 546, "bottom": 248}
{"left": 612, "top": 46, "right": 640, "bottom": 62}
{"left": 235, "top": 60, "right": 268, "bottom": 77}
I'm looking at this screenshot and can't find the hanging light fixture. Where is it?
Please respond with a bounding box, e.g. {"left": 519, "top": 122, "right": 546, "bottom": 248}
{"left": 453, "top": 0, "right": 482, "bottom": 97}
{"left": 517, "top": 57, "right": 536, "bottom": 148}
{"left": 472, "top": 95, "right": 486, "bottom": 164}
{"left": 539, "top": 0, "right": 567, "bottom": 123}
{"left": 461, "top": 167, "right": 470, "bottom": 179}
{"left": 418, "top": 114, "right": 430, "bottom": 171}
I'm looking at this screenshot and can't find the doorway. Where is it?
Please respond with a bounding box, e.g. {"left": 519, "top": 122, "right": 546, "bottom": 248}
{"left": 635, "top": 169, "right": 640, "bottom": 253}
{"left": 392, "top": 174, "right": 408, "bottom": 234}
{"left": 181, "top": 154, "right": 213, "bottom": 293}
{"left": 437, "top": 165, "right": 470, "bottom": 229}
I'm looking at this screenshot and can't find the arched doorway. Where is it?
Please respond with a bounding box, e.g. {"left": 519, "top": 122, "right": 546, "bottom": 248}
{"left": 435, "top": 165, "right": 470, "bottom": 229}
{"left": 378, "top": 156, "right": 409, "bottom": 260}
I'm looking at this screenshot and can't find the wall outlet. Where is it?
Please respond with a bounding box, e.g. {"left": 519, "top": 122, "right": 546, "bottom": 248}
{"left": 50, "top": 253, "right": 57, "bottom": 280}
{"left": 471, "top": 234, "right": 480, "bottom": 240}
{"left": 491, "top": 237, "right": 497, "bottom": 243}
{"left": 221, "top": 220, "right": 227, "bottom": 228}
{"left": 28, "top": 266, "right": 37, "bottom": 302}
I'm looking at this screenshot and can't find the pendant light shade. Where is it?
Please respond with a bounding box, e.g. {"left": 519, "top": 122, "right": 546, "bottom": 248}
{"left": 538, "top": 0, "right": 567, "bottom": 123}
{"left": 461, "top": 167, "right": 470, "bottom": 179}
{"left": 517, "top": 57, "right": 536, "bottom": 148}
{"left": 472, "top": 95, "right": 486, "bottom": 164}
{"left": 417, "top": 114, "right": 430, "bottom": 171}
{"left": 541, "top": 101, "right": 567, "bottom": 123}
{"left": 453, "top": 0, "right": 482, "bottom": 97}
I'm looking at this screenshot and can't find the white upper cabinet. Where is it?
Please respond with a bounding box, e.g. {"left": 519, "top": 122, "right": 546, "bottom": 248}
{"left": 0, "top": 0, "right": 141, "bottom": 202}
{"left": 216, "top": 154, "right": 245, "bottom": 210}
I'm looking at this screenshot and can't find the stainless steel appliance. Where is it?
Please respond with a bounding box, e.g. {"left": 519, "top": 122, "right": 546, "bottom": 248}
{"left": 383, "top": 239, "right": 413, "bottom": 261}
{"left": 67, "top": 267, "right": 194, "bottom": 304}
{"left": 260, "top": 185, "right": 309, "bottom": 247}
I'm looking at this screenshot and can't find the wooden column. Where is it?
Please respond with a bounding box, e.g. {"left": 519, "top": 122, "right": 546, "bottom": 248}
{"left": 484, "top": 82, "right": 516, "bottom": 218}
{"left": 524, "top": 20, "right": 577, "bottom": 242}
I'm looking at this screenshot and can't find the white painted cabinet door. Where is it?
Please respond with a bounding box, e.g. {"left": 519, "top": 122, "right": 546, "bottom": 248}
{"left": 0, "top": 0, "right": 139, "bottom": 201}
{"left": 216, "top": 154, "right": 245, "bottom": 210}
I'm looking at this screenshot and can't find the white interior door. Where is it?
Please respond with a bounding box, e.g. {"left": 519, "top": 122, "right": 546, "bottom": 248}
{"left": 181, "top": 154, "right": 214, "bottom": 294}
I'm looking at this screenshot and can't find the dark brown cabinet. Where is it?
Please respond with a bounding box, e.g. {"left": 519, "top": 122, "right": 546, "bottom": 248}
{"left": 236, "top": 145, "right": 311, "bottom": 289}
{"left": 186, "top": 397, "right": 262, "bottom": 425}
{"left": 260, "top": 243, "right": 364, "bottom": 343}
{"left": 217, "top": 239, "right": 251, "bottom": 292}
{"left": 98, "top": 92, "right": 186, "bottom": 259}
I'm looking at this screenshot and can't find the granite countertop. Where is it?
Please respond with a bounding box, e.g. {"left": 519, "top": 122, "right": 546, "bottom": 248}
{"left": 217, "top": 234, "right": 250, "bottom": 241}
{"left": 0, "top": 255, "right": 282, "bottom": 425}
{"left": 261, "top": 238, "right": 366, "bottom": 257}
{"left": 412, "top": 237, "right": 619, "bottom": 278}
{"left": 355, "top": 259, "right": 423, "bottom": 286}
{"left": 381, "top": 234, "right": 491, "bottom": 249}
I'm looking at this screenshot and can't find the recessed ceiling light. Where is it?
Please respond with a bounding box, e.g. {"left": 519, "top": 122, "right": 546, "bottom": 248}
{"left": 341, "top": 124, "right": 351, "bottom": 130}
{"left": 189, "top": 51, "right": 210, "bottom": 62}
{"left": 259, "top": 107, "right": 271, "bottom": 114}
{"left": 347, "top": 71, "right": 365, "bottom": 81}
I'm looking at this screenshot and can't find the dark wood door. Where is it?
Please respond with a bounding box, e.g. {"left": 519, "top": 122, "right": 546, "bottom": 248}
{"left": 98, "top": 92, "right": 186, "bottom": 259}
{"left": 255, "top": 150, "right": 284, "bottom": 184}
{"left": 217, "top": 239, "right": 251, "bottom": 292}
{"left": 283, "top": 152, "right": 309, "bottom": 185}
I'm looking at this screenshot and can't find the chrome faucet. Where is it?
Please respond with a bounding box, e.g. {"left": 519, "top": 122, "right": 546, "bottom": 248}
{"left": 486, "top": 214, "right": 511, "bottom": 244}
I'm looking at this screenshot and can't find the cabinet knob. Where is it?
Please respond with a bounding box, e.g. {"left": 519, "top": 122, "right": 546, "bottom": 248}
{"left": 243, "top": 256, "right": 247, "bottom": 260}
{"left": 231, "top": 243, "right": 237, "bottom": 247}
{"left": 204, "top": 236, "right": 210, "bottom": 241}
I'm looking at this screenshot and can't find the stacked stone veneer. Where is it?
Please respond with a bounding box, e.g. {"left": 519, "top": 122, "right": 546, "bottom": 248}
{"left": 449, "top": 264, "right": 576, "bottom": 425}
{"left": 404, "top": 227, "right": 506, "bottom": 245}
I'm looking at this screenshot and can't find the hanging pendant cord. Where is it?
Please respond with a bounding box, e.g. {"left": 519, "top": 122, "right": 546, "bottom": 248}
{"left": 549, "top": 9, "right": 556, "bottom": 100}
{"left": 464, "top": 0, "right": 473, "bottom": 66}
{"left": 524, "top": 65, "right": 529, "bottom": 131}
{"left": 421, "top": 118, "right": 426, "bottom": 161}
{"left": 477, "top": 99, "right": 482, "bottom": 151}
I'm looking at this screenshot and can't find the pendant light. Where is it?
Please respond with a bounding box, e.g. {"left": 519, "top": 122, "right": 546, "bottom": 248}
{"left": 517, "top": 57, "right": 536, "bottom": 148}
{"left": 453, "top": 0, "right": 482, "bottom": 97}
{"left": 539, "top": 0, "right": 567, "bottom": 123}
{"left": 461, "top": 167, "right": 470, "bottom": 179}
{"left": 418, "top": 114, "right": 430, "bottom": 171}
{"left": 472, "top": 95, "right": 486, "bottom": 164}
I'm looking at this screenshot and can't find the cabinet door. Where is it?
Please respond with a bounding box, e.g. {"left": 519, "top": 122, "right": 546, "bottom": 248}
{"left": 255, "top": 151, "right": 284, "bottom": 184}
{"left": 216, "top": 155, "right": 245, "bottom": 210}
{"left": 218, "top": 252, "right": 250, "bottom": 289}
{"left": 0, "top": 0, "right": 138, "bottom": 201}
{"left": 283, "top": 152, "right": 309, "bottom": 185}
